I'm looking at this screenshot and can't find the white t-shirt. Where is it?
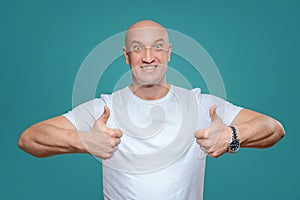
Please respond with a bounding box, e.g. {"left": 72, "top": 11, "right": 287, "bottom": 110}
{"left": 64, "top": 85, "right": 242, "bottom": 200}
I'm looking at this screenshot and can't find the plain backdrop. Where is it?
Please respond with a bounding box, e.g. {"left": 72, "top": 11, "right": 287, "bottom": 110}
{"left": 1, "top": 0, "right": 299, "bottom": 199}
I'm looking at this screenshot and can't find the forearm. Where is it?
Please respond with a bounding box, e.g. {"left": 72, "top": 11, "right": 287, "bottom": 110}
{"left": 18, "top": 122, "right": 87, "bottom": 158}
{"left": 234, "top": 115, "right": 285, "bottom": 148}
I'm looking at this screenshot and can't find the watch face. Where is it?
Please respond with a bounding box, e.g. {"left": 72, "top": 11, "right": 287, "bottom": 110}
{"left": 229, "top": 139, "right": 240, "bottom": 152}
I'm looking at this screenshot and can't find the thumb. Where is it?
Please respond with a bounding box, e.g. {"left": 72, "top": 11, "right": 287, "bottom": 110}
{"left": 98, "top": 106, "right": 110, "bottom": 124}
{"left": 209, "top": 105, "right": 218, "bottom": 121}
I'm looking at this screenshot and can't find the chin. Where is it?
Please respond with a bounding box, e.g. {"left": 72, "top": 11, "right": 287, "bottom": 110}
{"left": 140, "top": 75, "right": 166, "bottom": 85}
{"left": 137, "top": 80, "right": 161, "bottom": 86}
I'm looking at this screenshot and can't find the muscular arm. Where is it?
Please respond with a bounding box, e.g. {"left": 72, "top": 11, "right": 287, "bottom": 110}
{"left": 195, "top": 107, "right": 285, "bottom": 158}
{"left": 18, "top": 106, "right": 122, "bottom": 159}
{"left": 231, "top": 109, "right": 285, "bottom": 148}
{"left": 18, "top": 116, "right": 87, "bottom": 158}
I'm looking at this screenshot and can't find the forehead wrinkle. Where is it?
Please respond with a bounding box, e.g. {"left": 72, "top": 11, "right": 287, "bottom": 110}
{"left": 130, "top": 38, "right": 165, "bottom": 46}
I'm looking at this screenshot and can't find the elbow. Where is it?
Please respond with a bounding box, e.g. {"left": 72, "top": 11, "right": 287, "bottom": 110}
{"left": 18, "top": 131, "right": 28, "bottom": 152}
{"left": 269, "top": 119, "right": 285, "bottom": 146}
{"left": 276, "top": 120, "right": 285, "bottom": 140}
{"left": 18, "top": 129, "right": 45, "bottom": 158}
{"left": 18, "top": 136, "right": 24, "bottom": 151}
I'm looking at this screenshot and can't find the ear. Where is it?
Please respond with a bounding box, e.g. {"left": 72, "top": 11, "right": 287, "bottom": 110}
{"left": 167, "top": 44, "right": 172, "bottom": 62}
{"left": 123, "top": 47, "right": 130, "bottom": 65}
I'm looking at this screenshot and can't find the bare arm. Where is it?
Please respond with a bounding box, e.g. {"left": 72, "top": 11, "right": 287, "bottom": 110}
{"left": 18, "top": 116, "right": 86, "bottom": 158}
{"left": 231, "top": 109, "right": 285, "bottom": 148}
{"left": 18, "top": 106, "right": 122, "bottom": 159}
{"left": 195, "top": 107, "right": 285, "bottom": 158}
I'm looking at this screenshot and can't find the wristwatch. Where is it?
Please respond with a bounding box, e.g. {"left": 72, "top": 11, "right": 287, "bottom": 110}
{"left": 228, "top": 126, "right": 240, "bottom": 153}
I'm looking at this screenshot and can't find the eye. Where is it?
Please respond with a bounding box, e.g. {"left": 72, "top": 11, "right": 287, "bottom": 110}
{"left": 153, "top": 44, "right": 162, "bottom": 49}
{"left": 133, "top": 45, "right": 143, "bottom": 52}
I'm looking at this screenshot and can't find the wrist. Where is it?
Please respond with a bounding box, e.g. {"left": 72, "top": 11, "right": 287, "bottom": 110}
{"left": 227, "top": 126, "right": 240, "bottom": 153}
{"left": 71, "top": 131, "right": 88, "bottom": 154}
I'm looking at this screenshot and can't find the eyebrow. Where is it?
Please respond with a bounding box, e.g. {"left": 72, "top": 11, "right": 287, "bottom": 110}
{"left": 129, "top": 38, "right": 165, "bottom": 46}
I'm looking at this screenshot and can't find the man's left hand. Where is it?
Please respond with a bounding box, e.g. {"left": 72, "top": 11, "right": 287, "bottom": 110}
{"left": 194, "top": 105, "right": 232, "bottom": 158}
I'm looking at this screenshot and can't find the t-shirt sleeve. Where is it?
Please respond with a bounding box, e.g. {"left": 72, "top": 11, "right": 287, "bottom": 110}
{"left": 192, "top": 88, "right": 243, "bottom": 126}
{"left": 63, "top": 98, "right": 106, "bottom": 131}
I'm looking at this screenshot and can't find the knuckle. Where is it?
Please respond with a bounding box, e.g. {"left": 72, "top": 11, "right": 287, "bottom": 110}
{"left": 119, "top": 130, "right": 123, "bottom": 137}
{"left": 103, "top": 153, "right": 113, "bottom": 160}
{"left": 194, "top": 130, "right": 199, "bottom": 137}
{"left": 207, "top": 149, "right": 214, "bottom": 155}
{"left": 201, "top": 141, "right": 208, "bottom": 148}
{"left": 115, "top": 129, "right": 123, "bottom": 138}
{"left": 114, "top": 138, "right": 121, "bottom": 146}
{"left": 107, "top": 153, "right": 113, "bottom": 159}
{"left": 209, "top": 151, "right": 220, "bottom": 158}
{"left": 103, "top": 131, "right": 112, "bottom": 139}
{"left": 195, "top": 130, "right": 204, "bottom": 137}
{"left": 107, "top": 140, "right": 114, "bottom": 148}
{"left": 108, "top": 130, "right": 117, "bottom": 137}
{"left": 211, "top": 152, "right": 218, "bottom": 158}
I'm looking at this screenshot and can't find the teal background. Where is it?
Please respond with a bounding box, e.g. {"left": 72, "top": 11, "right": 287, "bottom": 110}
{"left": 1, "top": 0, "right": 299, "bottom": 199}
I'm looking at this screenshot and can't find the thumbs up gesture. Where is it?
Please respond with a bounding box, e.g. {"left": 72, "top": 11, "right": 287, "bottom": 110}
{"left": 78, "top": 106, "right": 123, "bottom": 159}
{"left": 194, "top": 105, "right": 232, "bottom": 158}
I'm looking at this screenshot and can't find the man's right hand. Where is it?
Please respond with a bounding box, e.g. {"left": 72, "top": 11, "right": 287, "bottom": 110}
{"left": 78, "top": 106, "right": 123, "bottom": 159}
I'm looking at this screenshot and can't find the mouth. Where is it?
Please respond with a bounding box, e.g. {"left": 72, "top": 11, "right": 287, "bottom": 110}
{"left": 140, "top": 65, "right": 158, "bottom": 71}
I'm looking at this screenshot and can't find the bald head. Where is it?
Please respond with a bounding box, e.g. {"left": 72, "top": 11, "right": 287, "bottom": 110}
{"left": 127, "top": 20, "right": 165, "bottom": 31}
{"left": 125, "top": 20, "right": 170, "bottom": 50}
{"left": 122, "top": 20, "right": 172, "bottom": 87}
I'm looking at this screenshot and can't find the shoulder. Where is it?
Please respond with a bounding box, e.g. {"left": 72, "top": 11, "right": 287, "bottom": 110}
{"left": 100, "top": 87, "right": 129, "bottom": 103}
{"left": 171, "top": 85, "right": 215, "bottom": 104}
{"left": 171, "top": 85, "right": 201, "bottom": 94}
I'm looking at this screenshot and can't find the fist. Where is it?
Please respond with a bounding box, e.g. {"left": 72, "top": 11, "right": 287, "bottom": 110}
{"left": 194, "top": 105, "right": 231, "bottom": 158}
{"left": 78, "top": 106, "right": 123, "bottom": 159}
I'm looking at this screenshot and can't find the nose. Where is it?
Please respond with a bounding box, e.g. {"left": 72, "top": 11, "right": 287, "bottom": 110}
{"left": 142, "top": 47, "right": 155, "bottom": 63}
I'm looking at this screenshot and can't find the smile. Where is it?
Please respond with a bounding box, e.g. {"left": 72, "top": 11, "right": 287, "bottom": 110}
{"left": 140, "top": 65, "right": 158, "bottom": 70}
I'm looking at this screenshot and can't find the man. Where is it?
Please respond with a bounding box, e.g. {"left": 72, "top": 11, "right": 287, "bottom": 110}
{"left": 18, "top": 20, "right": 285, "bottom": 199}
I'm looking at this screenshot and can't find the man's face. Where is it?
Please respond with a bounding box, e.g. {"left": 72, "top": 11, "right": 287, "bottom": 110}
{"left": 123, "top": 27, "right": 172, "bottom": 86}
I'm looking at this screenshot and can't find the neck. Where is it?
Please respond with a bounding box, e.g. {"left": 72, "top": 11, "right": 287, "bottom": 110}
{"left": 129, "top": 83, "right": 170, "bottom": 100}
